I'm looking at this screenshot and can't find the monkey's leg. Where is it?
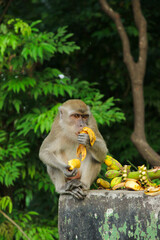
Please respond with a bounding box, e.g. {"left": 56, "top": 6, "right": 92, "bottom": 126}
{"left": 47, "top": 165, "right": 66, "bottom": 192}
{"left": 80, "top": 159, "right": 101, "bottom": 190}
{"left": 47, "top": 166, "right": 86, "bottom": 199}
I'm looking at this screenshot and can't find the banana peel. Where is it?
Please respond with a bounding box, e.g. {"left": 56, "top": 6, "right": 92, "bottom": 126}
{"left": 144, "top": 186, "right": 160, "bottom": 196}
{"left": 112, "top": 179, "right": 144, "bottom": 191}
{"left": 125, "top": 179, "right": 143, "bottom": 191}
{"left": 68, "top": 128, "right": 96, "bottom": 170}
{"left": 81, "top": 127, "right": 96, "bottom": 146}
{"left": 77, "top": 144, "right": 87, "bottom": 161}
{"left": 76, "top": 127, "right": 96, "bottom": 161}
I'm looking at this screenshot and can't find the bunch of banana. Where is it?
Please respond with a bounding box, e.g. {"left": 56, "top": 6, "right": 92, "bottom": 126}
{"left": 104, "top": 155, "right": 122, "bottom": 171}
{"left": 112, "top": 179, "right": 143, "bottom": 191}
{"left": 97, "top": 178, "right": 110, "bottom": 189}
{"left": 138, "top": 165, "right": 156, "bottom": 187}
{"left": 96, "top": 156, "right": 160, "bottom": 196}
{"left": 122, "top": 165, "right": 131, "bottom": 180}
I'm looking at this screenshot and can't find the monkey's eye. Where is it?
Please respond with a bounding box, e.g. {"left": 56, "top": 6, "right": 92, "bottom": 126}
{"left": 82, "top": 114, "right": 89, "bottom": 120}
{"left": 71, "top": 114, "right": 80, "bottom": 119}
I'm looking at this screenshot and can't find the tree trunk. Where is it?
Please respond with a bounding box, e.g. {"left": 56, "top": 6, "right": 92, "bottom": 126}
{"left": 99, "top": 0, "right": 160, "bottom": 166}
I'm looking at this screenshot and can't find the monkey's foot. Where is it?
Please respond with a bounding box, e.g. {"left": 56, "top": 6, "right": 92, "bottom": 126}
{"left": 61, "top": 187, "right": 87, "bottom": 200}
{"left": 65, "top": 179, "right": 83, "bottom": 191}
{"left": 71, "top": 187, "right": 87, "bottom": 200}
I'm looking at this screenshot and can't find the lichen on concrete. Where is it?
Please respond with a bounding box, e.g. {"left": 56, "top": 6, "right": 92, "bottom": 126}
{"left": 58, "top": 190, "right": 160, "bottom": 240}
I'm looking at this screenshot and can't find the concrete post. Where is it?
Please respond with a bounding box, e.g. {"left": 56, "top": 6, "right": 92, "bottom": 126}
{"left": 58, "top": 190, "right": 160, "bottom": 240}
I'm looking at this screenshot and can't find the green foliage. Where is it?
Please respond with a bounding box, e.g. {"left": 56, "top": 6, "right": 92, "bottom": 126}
{"left": 0, "top": 18, "right": 79, "bottom": 66}
{"left": 0, "top": 0, "right": 159, "bottom": 238}
{"left": 85, "top": 96, "right": 125, "bottom": 125}
{"left": 0, "top": 16, "right": 125, "bottom": 240}
{"left": 0, "top": 197, "right": 13, "bottom": 213}
{"left": 0, "top": 221, "right": 14, "bottom": 240}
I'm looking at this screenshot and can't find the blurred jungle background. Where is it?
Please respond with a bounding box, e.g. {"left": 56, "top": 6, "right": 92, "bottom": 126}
{"left": 0, "top": 0, "right": 160, "bottom": 239}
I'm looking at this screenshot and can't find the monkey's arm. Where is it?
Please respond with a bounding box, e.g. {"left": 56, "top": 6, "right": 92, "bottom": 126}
{"left": 39, "top": 148, "right": 77, "bottom": 178}
{"left": 89, "top": 138, "right": 108, "bottom": 162}
{"left": 78, "top": 133, "right": 107, "bottom": 162}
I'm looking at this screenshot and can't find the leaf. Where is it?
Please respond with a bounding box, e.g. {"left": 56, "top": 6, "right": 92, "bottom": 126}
{"left": 13, "top": 99, "right": 21, "bottom": 113}
{"left": 21, "top": 47, "right": 30, "bottom": 60}
{"left": 30, "top": 20, "right": 42, "bottom": 28}
{"left": 37, "top": 46, "right": 43, "bottom": 61}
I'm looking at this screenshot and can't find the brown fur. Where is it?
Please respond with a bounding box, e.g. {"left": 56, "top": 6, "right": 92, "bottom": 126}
{"left": 39, "top": 99, "right": 108, "bottom": 199}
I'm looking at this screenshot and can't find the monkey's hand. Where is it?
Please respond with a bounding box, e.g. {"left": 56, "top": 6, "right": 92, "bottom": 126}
{"left": 62, "top": 165, "right": 78, "bottom": 178}
{"left": 78, "top": 133, "right": 90, "bottom": 146}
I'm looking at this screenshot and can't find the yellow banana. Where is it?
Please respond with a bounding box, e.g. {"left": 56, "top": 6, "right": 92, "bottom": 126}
{"left": 68, "top": 159, "right": 81, "bottom": 170}
{"left": 76, "top": 127, "right": 96, "bottom": 162}
{"left": 97, "top": 178, "right": 110, "bottom": 189}
{"left": 81, "top": 127, "right": 96, "bottom": 146}
{"left": 110, "top": 176, "right": 122, "bottom": 188}
{"left": 105, "top": 155, "right": 122, "bottom": 171}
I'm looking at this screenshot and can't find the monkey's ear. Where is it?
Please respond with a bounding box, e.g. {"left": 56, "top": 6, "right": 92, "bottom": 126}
{"left": 59, "top": 106, "right": 62, "bottom": 119}
{"left": 59, "top": 106, "right": 64, "bottom": 119}
{"left": 87, "top": 105, "right": 91, "bottom": 113}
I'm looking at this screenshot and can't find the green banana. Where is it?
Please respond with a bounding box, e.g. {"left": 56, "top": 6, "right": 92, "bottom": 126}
{"left": 105, "top": 155, "right": 122, "bottom": 171}
{"left": 110, "top": 176, "right": 122, "bottom": 188}
{"left": 97, "top": 178, "right": 110, "bottom": 189}
{"left": 138, "top": 165, "right": 156, "bottom": 187}
{"left": 105, "top": 170, "right": 121, "bottom": 179}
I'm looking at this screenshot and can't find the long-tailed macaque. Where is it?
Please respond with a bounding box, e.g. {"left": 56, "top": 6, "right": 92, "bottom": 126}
{"left": 39, "top": 99, "right": 108, "bottom": 199}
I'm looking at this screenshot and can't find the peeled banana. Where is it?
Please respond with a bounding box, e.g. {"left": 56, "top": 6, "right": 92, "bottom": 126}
{"left": 68, "top": 159, "right": 81, "bottom": 170}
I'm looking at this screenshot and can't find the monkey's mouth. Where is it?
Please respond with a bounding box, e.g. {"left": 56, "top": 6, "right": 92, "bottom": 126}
{"left": 75, "top": 132, "right": 80, "bottom": 136}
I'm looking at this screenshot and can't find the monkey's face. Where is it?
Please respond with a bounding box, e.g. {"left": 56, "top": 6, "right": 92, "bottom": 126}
{"left": 60, "top": 110, "right": 90, "bottom": 139}
{"left": 59, "top": 100, "right": 91, "bottom": 140}
{"left": 69, "top": 113, "right": 89, "bottom": 135}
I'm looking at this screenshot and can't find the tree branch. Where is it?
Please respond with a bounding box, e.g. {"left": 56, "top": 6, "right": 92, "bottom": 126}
{"left": 132, "top": 0, "right": 148, "bottom": 79}
{"left": 99, "top": 0, "right": 135, "bottom": 77}
{"left": 99, "top": 0, "right": 160, "bottom": 166}
{"left": 0, "top": 210, "right": 31, "bottom": 240}
{"left": 0, "top": 0, "right": 13, "bottom": 23}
